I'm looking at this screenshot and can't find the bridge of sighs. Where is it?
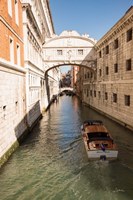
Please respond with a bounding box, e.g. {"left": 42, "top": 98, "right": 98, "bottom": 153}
{"left": 43, "top": 30, "right": 97, "bottom": 74}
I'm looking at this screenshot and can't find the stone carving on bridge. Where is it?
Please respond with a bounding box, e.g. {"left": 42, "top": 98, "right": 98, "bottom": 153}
{"left": 67, "top": 38, "right": 72, "bottom": 46}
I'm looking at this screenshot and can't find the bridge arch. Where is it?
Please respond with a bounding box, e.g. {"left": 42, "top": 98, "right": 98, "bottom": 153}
{"left": 43, "top": 30, "right": 97, "bottom": 74}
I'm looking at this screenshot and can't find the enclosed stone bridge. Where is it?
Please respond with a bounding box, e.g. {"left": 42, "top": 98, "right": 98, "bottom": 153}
{"left": 60, "top": 87, "right": 74, "bottom": 92}
{"left": 43, "top": 30, "right": 97, "bottom": 74}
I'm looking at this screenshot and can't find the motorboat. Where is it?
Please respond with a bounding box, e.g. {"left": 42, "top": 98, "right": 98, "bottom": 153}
{"left": 81, "top": 120, "right": 118, "bottom": 160}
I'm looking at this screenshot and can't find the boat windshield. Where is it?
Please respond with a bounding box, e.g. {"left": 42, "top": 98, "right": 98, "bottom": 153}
{"left": 87, "top": 132, "right": 109, "bottom": 139}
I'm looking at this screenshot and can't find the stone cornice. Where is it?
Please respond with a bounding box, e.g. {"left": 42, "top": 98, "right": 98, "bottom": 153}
{"left": 0, "top": 58, "right": 26, "bottom": 74}
{"left": 95, "top": 6, "right": 133, "bottom": 50}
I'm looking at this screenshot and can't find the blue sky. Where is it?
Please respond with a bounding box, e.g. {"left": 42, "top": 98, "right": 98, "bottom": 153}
{"left": 49, "top": 0, "right": 133, "bottom": 72}
{"left": 50, "top": 0, "right": 133, "bottom": 40}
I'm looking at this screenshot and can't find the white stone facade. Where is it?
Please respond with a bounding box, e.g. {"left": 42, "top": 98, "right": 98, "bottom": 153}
{"left": 0, "top": 59, "right": 27, "bottom": 162}
{"left": 22, "top": 1, "right": 59, "bottom": 127}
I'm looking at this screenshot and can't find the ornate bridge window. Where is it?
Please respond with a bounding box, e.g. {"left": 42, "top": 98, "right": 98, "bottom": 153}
{"left": 57, "top": 50, "right": 63, "bottom": 55}
{"left": 78, "top": 49, "right": 83, "bottom": 55}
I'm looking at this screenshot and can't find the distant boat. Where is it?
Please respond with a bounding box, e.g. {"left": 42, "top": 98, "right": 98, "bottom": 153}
{"left": 81, "top": 120, "right": 118, "bottom": 160}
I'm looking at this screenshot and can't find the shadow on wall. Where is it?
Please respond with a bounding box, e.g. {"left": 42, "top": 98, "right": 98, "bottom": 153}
{"left": 15, "top": 100, "right": 42, "bottom": 143}
{"left": 0, "top": 101, "right": 42, "bottom": 167}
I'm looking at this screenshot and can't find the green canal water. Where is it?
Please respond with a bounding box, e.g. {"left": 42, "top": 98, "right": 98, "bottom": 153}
{"left": 0, "top": 96, "right": 133, "bottom": 200}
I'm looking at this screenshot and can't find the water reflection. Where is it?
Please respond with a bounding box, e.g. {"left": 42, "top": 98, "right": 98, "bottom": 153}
{"left": 0, "top": 95, "right": 133, "bottom": 200}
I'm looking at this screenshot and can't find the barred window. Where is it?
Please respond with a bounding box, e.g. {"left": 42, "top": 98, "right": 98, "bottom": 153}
{"left": 98, "top": 91, "right": 101, "bottom": 99}
{"left": 114, "top": 38, "right": 119, "bottom": 49}
{"left": 125, "top": 95, "right": 130, "bottom": 106}
{"left": 113, "top": 93, "right": 117, "bottom": 103}
{"left": 127, "top": 28, "right": 132, "bottom": 42}
{"left": 105, "top": 45, "right": 109, "bottom": 54}
{"left": 105, "top": 66, "right": 109, "bottom": 75}
{"left": 114, "top": 63, "right": 118, "bottom": 73}
{"left": 105, "top": 92, "right": 108, "bottom": 100}
{"left": 126, "top": 59, "right": 131, "bottom": 71}
{"left": 99, "top": 69, "right": 102, "bottom": 77}
{"left": 99, "top": 51, "right": 102, "bottom": 58}
{"left": 94, "top": 90, "right": 96, "bottom": 97}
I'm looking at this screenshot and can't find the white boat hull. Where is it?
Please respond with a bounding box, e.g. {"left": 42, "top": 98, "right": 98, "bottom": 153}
{"left": 83, "top": 140, "right": 118, "bottom": 160}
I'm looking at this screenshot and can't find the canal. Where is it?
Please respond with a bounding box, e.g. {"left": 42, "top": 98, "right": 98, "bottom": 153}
{"left": 0, "top": 95, "right": 133, "bottom": 200}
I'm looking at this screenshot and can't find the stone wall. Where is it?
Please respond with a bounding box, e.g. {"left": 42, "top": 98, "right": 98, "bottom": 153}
{"left": 81, "top": 7, "right": 133, "bottom": 130}
{"left": 0, "top": 59, "right": 27, "bottom": 166}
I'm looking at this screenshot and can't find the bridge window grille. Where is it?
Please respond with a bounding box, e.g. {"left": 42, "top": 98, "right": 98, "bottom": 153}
{"left": 114, "top": 38, "right": 119, "bottom": 49}
{"left": 125, "top": 95, "right": 130, "bottom": 106}
{"left": 127, "top": 28, "right": 132, "bottom": 42}
{"left": 78, "top": 49, "right": 83, "bottom": 55}
{"left": 126, "top": 59, "right": 131, "bottom": 71}
{"left": 57, "top": 50, "right": 63, "bottom": 55}
{"left": 113, "top": 93, "right": 117, "bottom": 103}
{"left": 114, "top": 63, "right": 118, "bottom": 73}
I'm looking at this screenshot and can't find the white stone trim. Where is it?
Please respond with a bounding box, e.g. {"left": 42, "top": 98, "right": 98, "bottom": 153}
{"left": 0, "top": 16, "right": 23, "bottom": 43}
{"left": 0, "top": 58, "right": 26, "bottom": 74}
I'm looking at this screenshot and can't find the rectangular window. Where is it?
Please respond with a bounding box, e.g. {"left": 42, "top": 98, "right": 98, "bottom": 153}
{"left": 114, "top": 38, "right": 119, "bottom": 49}
{"left": 87, "top": 89, "right": 89, "bottom": 97}
{"left": 94, "top": 90, "right": 96, "bottom": 97}
{"left": 98, "top": 91, "right": 101, "bottom": 99}
{"left": 84, "top": 74, "right": 86, "bottom": 79}
{"left": 105, "top": 66, "right": 109, "bottom": 75}
{"left": 99, "top": 51, "right": 102, "bottom": 58}
{"left": 78, "top": 49, "right": 83, "bottom": 55}
{"left": 126, "top": 59, "right": 131, "bottom": 71}
{"left": 17, "top": 44, "right": 20, "bottom": 65}
{"left": 125, "top": 95, "right": 130, "bottom": 106}
{"left": 8, "top": 0, "right": 12, "bottom": 16}
{"left": 113, "top": 93, "right": 117, "bottom": 103}
{"left": 105, "top": 45, "right": 109, "bottom": 54}
{"left": 10, "top": 38, "right": 14, "bottom": 63}
{"left": 114, "top": 63, "right": 118, "bottom": 73}
{"left": 15, "top": 0, "right": 19, "bottom": 25}
{"left": 105, "top": 92, "right": 108, "bottom": 100}
{"left": 99, "top": 69, "right": 102, "bottom": 77}
{"left": 127, "top": 28, "right": 132, "bottom": 42}
{"left": 90, "top": 90, "right": 92, "bottom": 96}
{"left": 57, "top": 50, "right": 63, "bottom": 55}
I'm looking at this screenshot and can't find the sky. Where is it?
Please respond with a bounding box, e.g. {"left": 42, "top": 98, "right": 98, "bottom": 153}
{"left": 49, "top": 0, "right": 133, "bottom": 72}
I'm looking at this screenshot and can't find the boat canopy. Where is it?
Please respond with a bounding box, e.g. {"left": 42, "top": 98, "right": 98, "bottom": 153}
{"left": 83, "top": 120, "right": 103, "bottom": 126}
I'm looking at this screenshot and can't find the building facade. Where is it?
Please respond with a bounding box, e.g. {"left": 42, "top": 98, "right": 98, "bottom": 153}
{"left": 80, "top": 7, "right": 133, "bottom": 130}
{"left": 22, "top": 0, "right": 57, "bottom": 127}
{"left": 0, "top": 0, "right": 26, "bottom": 166}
